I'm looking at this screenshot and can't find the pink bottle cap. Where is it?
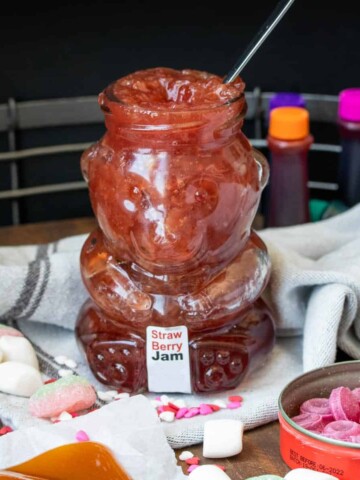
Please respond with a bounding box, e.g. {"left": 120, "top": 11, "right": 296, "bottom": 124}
{"left": 338, "top": 88, "right": 360, "bottom": 122}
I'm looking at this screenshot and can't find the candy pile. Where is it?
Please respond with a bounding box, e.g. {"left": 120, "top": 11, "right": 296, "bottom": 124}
{"left": 292, "top": 386, "right": 360, "bottom": 442}
{"left": 152, "top": 395, "right": 243, "bottom": 423}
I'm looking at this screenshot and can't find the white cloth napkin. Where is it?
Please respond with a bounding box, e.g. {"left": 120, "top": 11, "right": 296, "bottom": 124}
{"left": 0, "top": 205, "right": 359, "bottom": 448}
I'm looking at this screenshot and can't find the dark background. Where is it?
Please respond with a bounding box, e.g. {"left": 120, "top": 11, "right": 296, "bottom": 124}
{"left": 0, "top": 0, "right": 360, "bottom": 225}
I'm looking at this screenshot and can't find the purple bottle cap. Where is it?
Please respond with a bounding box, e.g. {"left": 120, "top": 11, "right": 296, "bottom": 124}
{"left": 269, "top": 92, "right": 306, "bottom": 111}
{"left": 338, "top": 88, "right": 360, "bottom": 122}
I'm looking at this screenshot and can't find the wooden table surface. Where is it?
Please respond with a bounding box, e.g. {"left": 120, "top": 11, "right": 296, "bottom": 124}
{"left": 0, "top": 216, "right": 290, "bottom": 478}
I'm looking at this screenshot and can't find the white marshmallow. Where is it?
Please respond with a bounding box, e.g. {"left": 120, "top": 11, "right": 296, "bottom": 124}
{"left": 0, "top": 361, "right": 43, "bottom": 397}
{"left": 0, "top": 336, "right": 39, "bottom": 370}
{"left": 188, "top": 465, "right": 231, "bottom": 479}
{"left": 284, "top": 469, "right": 338, "bottom": 480}
{"left": 203, "top": 419, "right": 244, "bottom": 458}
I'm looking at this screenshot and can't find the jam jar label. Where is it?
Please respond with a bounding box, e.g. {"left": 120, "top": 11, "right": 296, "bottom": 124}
{"left": 146, "top": 326, "right": 192, "bottom": 393}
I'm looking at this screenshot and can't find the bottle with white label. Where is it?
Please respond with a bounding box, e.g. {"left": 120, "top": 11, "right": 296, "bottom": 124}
{"left": 76, "top": 68, "right": 275, "bottom": 394}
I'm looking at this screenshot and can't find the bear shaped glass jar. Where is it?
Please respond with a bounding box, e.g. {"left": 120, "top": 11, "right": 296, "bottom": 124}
{"left": 76, "top": 68, "right": 275, "bottom": 394}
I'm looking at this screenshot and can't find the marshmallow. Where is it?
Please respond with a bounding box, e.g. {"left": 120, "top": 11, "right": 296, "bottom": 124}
{"left": 284, "top": 469, "right": 338, "bottom": 480}
{"left": 188, "top": 465, "right": 231, "bottom": 479}
{"left": 0, "top": 361, "right": 43, "bottom": 397}
{"left": 203, "top": 419, "right": 244, "bottom": 458}
{"left": 0, "top": 335, "right": 39, "bottom": 370}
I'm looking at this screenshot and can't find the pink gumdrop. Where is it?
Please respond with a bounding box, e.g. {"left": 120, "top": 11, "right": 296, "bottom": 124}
{"left": 300, "top": 398, "right": 332, "bottom": 416}
{"left": 291, "top": 413, "right": 324, "bottom": 432}
{"left": 227, "top": 401, "right": 242, "bottom": 409}
{"left": 324, "top": 420, "right": 360, "bottom": 440}
{"left": 329, "top": 387, "right": 360, "bottom": 422}
{"left": 352, "top": 388, "right": 360, "bottom": 403}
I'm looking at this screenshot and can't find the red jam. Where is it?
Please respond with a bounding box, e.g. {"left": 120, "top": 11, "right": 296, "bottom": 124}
{"left": 76, "top": 67, "right": 275, "bottom": 393}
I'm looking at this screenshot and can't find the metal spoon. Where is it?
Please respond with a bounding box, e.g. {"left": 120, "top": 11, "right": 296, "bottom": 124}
{"left": 223, "top": 0, "right": 296, "bottom": 83}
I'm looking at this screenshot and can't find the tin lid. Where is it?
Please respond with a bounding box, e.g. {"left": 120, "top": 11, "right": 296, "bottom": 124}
{"left": 338, "top": 88, "right": 360, "bottom": 122}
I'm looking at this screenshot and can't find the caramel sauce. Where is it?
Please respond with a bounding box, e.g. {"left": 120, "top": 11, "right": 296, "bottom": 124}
{"left": 0, "top": 442, "right": 131, "bottom": 480}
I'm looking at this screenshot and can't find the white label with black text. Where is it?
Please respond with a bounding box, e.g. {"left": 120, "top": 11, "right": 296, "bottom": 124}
{"left": 146, "top": 325, "right": 191, "bottom": 393}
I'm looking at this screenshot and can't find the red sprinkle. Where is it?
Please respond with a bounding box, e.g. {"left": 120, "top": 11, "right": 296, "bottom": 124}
{"left": 185, "top": 457, "right": 200, "bottom": 465}
{"left": 163, "top": 405, "right": 178, "bottom": 413}
{"left": 0, "top": 426, "right": 13, "bottom": 435}
{"left": 44, "top": 378, "right": 57, "bottom": 384}
{"left": 228, "top": 395, "right": 243, "bottom": 403}
{"left": 208, "top": 404, "right": 221, "bottom": 412}
{"left": 168, "top": 402, "right": 180, "bottom": 412}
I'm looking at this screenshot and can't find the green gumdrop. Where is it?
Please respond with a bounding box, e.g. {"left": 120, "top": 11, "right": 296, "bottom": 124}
{"left": 245, "top": 476, "right": 283, "bottom": 480}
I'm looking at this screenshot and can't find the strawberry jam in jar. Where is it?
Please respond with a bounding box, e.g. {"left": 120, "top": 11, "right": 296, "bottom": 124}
{"left": 76, "top": 68, "right": 275, "bottom": 393}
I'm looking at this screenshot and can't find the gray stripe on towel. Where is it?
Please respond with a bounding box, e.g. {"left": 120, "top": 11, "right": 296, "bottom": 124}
{"left": 0, "top": 245, "right": 48, "bottom": 322}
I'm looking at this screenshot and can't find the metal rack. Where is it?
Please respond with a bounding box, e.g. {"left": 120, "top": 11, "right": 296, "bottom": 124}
{"left": 0, "top": 90, "right": 341, "bottom": 226}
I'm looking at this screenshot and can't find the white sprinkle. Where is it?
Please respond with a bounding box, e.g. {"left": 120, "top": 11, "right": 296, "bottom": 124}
{"left": 160, "top": 394, "right": 170, "bottom": 405}
{"left": 159, "top": 411, "right": 175, "bottom": 422}
{"left": 212, "top": 400, "right": 227, "bottom": 409}
{"left": 64, "top": 358, "right": 77, "bottom": 369}
{"left": 106, "top": 390, "right": 119, "bottom": 398}
{"left": 114, "top": 392, "right": 130, "bottom": 400}
{"left": 173, "top": 399, "right": 187, "bottom": 409}
{"left": 54, "top": 355, "right": 68, "bottom": 365}
{"left": 179, "top": 451, "right": 194, "bottom": 461}
{"left": 58, "top": 369, "right": 73, "bottom": 378}
{"left": 97, "top": 391, "right": 114, "bottom": 402}
{"left": 58, "top": 411, "right": 72, "bottom": 422}
{"left": 151, "top": 399, "right": 163, "bottom": 408}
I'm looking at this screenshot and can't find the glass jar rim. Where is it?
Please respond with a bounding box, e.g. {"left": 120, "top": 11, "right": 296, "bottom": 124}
{"left": 101, "top": 82, "right": 246, "bottom": 115}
